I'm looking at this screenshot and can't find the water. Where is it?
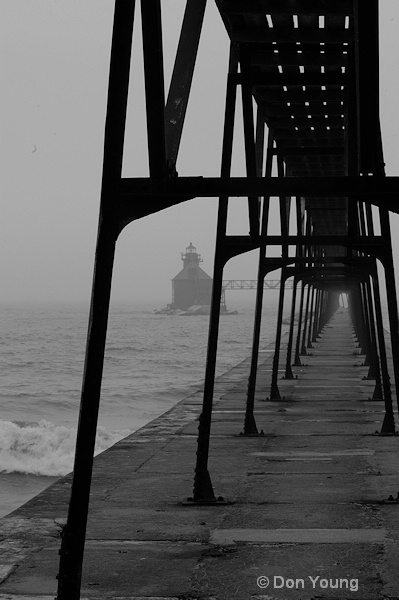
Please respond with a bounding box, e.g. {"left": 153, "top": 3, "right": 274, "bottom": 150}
{"left": 0, "top": 298, "right": 283, "bottom": 517}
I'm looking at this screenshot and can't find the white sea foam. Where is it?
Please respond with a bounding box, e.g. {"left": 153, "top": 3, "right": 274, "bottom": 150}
{"left": 0, "top": 301, "right": 278, "bottom": 514}
{"left": 0, "top": 420, "right": 131, "bottom": 477}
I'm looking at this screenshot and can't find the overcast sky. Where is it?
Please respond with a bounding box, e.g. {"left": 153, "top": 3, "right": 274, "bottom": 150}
{"left": 1, "top": 1, "right": 399, "bottom": 306}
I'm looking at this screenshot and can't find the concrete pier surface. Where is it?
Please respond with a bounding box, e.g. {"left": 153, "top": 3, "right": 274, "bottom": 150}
{"left": 0, "top": 308, "right": 398, "bottom": 599}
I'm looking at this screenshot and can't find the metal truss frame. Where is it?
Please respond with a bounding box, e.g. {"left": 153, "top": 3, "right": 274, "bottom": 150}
{"left": 55, "top": 2, "right": 399, "bottom": 597}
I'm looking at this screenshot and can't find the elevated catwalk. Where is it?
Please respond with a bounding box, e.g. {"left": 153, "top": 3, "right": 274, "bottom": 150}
{"left": 3, "top": 1, "right": 399, "bottom": 598}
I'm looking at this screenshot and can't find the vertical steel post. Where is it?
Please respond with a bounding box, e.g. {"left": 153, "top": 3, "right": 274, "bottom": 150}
{"left": 284, "top": 276, "right": 297, "bottom": 379}
{"left": 318, "top": 290, "right": 324, "bottom": 332}
{"left": 141, "top": 0, "right": 167, "bottom": 181}
{"left": 268, "top": 147, "right": 290, "bottom": 399}
{"left": 311, "top": 288, "right": 321, "bottom": 342}
{"left": 361, "top": 279, "right": 376, "bottom": 376}
{"left": 364, "top": 277, "right": 383, "bottom": 395}
{"left": 191, "top": 48, "right": 237, "bottom": 502}
{"left": 268, "top": 269, "right": 286, "bottom": 401}
{"left": 371, "top": 269, "right": 396, "bottom": 434}
{"left": 292, "top": 195, "right": 304, "bottom": 367}
{"left": 56, "top": 3, "right": 135, "bottom": 598}
{"left": 380, "top": 219, "right": 399, "bottom": 416}
{"left": 192, "top": 239, "right": 225, "bottom": 502}
{"left": 240, "top": 44, "right": 260, "bottom": 236}
{"left": 293, "top": 280, "right": 305, "bottom": 366}
{"left": 301, "top": 282, "right": 312, "bottom": 355}
{"left": 319, "top": 289, "right": 330, "bottom": 330}
{"left": 359, "top": 281, "right": 372, "bottom": 367}
{"left": 352, "top": 283, "right": 366, "bottom": 353}
{"left": 244, "top": 131, "right": 273, "bottom": 435}
{"left": 307, "top": 285, "right": 316, "bottom": 348}
{"left": 243, "top": 251, "right": 264, "bottom": 434}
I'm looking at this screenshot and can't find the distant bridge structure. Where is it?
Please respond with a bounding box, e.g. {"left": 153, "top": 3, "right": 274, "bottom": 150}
{"left": 222, "top": 279, "right": 294, "bottom": 291}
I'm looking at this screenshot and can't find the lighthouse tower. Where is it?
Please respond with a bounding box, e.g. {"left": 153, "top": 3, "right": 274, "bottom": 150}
{"left": 171, "top": 243, "right": 212, "bottom": 310}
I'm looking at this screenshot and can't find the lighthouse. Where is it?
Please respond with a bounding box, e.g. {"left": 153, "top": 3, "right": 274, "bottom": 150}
{"left": 170, "top": 243, "right": 212, "bottom": 310}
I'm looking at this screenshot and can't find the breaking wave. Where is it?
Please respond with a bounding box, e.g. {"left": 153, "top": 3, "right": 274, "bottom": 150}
{"left": 0, "top": 420, "right": 131, "bottom": 477}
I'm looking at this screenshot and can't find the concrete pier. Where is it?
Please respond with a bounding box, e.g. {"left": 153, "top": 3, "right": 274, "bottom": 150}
{"left": 0, "top": 308, "right": 398, "bottom": 599}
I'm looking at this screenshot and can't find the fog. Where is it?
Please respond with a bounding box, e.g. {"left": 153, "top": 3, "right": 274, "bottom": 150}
{"left": 2, "top": 1, "right": 399, "bottom": 307}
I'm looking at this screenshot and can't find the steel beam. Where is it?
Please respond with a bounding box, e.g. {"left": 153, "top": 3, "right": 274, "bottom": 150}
{"left": 354, "top": 0, "right": 380, "bottom": 174}
{"left": 120, "top": 176, "right": 399, "bottom": 207}
{"left": 190, "top": 47, "right": 237, "bottom": 503}
{"left": 231, "top": 28, "right": 351, "bottom": 45}
{"left": 56, "top": 2, "right": 136, "bottom": 598}
{"left": 268, "top": 268, "right": 286, "bottom": 401}
{"left": 240, "top": 44, "right": 261, "bottom": 236}
{"left": 141, "top": 0, "right": 167, "bottom": 181}
{"left": 284, "top": 276, "right": 298, "bottom": 379}
{"left": 220, "top": 0, "right": 353, "bottom": 15}
{"left": 244, "top": 129, "right": 272, "bottom": 435}
{"left": 371, "top": 269, "right": 396, "bottom": 434}
{"left": 165, "top": 0, "right": 207, "bottom": 165}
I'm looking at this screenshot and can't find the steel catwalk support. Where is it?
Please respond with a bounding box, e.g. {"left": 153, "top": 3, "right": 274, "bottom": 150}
{"left": 349, "top": 286, "right": 359, "bottom": 348}
{"left": 364, "top": 277, "right": 383, "bottom": 398}
{"left": 122, "top": 174, "right": 399, "bottom": 206}
{"left": 243, "top": 255, "right": 264, "bottom": 434}
{"left": 380, "top": 208, "right": 399, "bottom": 416}
{"left": 357, "top": 205, "right": 377, "bottom": 378}
{"left": 354, "top": 0, "right": 381, "bottom": 174}
{"left": 324, "top": 292, "right": 336, "bottom": 327}
{"left": 50, "top": 2, "right": 399, "bottom": 595}
{"left": 307, "top": 285, "right": 316, "bottom": 349}
{"left": 292, "top": 195, "right": 305, "bottom": 368}
{"left": 319, "top": 290, "right": 333, "bottom": 330}
{"left": 318, "top": 291, "right": 325, "bottom": 332}
{"left": 311, "top": 288, "right": 319, "bottom": 342}
{"left": 192, "top": 233, "right": 225, "bottom": 503}
{"left": 311, "top": 288, "right": 321, "bottom": 343}
{"left": 351, "top": 283, "right": 366, "bottom": 355}
{"left": 361, "top": 281, "right": 373, "bottom": 365}
{"left": 327, "top": 292, "right": 337, "bottom": 324}
{"left": 321, "top": 291, "right": 330, "bottom": 328}
{"left": 367, "top": 202, "right": 394, "bottom": 415}
{"left": 284, "top": 276, "right": 297, "bottom": 380}
{"left": 359, "top": 281, "right": 372, "bottom": 367}
{"left": 301, "top": 281, "right": 312, "bottom": 356}
{"left": 191, "top": 48, "right": 237, "bottom": 503}
{"left": 372, "top": 288, "right": 390, "bottom": 398}
{"left": 56, "top": 2, "right": 135, "bottom": 598}
{"left": 243, "top": 129, "right": 272, "bottom": 436}
{"left": 354, "top": 284, "right": 363, "bottom": 354}
{"left": 268, "top": 269, "right": 286, "bottom": 401}
{"left": 240, "top": 44, "right": 261, "bottom": 237}
{"left": 373, "top": 65, "right": 399, "bottom": 417}
{"left": 268, "top": 148, "right": 290, "bottom": 399}
{"left": 357, "top": 283, "right": 368, "bottom": 354}
{"left": 362, "top": 279, "right": 376, "bottom": 376}
{"left": 293, "top": 280, "right": 306, "bottom": 367}
{"left": 164, "top": 0, "right": 207, "bottom": 165}
{"left": 141, "top": 0, "right": 167, "bottom": 181}
{"left": 371, "top": 269, "right": 396, "bottom": 434}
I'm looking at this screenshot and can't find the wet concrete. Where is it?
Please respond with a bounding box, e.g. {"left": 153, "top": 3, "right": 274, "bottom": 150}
{"left": 0, "top": 308, "right": 398, "bottom": 599}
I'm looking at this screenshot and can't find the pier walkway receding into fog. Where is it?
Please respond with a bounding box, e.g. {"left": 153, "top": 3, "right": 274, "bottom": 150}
{"left": 1, "top": 306, "right": 398, "bottom": 599}
{"left": 37, "top": 1, "right": 399, "bottom": 597}
{"left": 2, "top": 1, "right": 399, "bottom": 598}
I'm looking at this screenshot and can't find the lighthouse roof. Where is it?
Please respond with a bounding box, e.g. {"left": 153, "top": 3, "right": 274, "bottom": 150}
{"left": 172, "top": 265, "right": 212, "bottom": 281}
